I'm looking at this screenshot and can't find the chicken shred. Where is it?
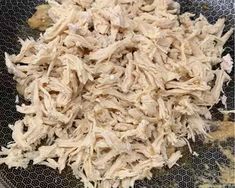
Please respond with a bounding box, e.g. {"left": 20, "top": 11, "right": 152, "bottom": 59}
{"left": 1, "top": 0, "right": 233, "bottom": 187}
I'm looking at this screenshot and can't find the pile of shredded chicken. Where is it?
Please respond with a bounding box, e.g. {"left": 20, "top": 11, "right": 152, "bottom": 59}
{"left": 0, "top": 0, "right": 234, "bottom": 187}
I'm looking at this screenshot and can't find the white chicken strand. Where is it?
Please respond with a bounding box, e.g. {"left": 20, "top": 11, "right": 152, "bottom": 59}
{"left": 0, "top": 0, "right": 233, "bottom": 188}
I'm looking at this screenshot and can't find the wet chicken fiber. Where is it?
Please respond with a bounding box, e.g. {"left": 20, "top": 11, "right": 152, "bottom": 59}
{"left": 0, "top": 0, "right": 234, "bottom": 188}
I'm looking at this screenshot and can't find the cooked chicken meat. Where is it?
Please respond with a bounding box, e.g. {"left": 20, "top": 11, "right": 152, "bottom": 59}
{"left": 28, "top": 4, "right": 53, "bottom": 31}
{"left": 1, "top": 0, "right": 233, "bottom": 188}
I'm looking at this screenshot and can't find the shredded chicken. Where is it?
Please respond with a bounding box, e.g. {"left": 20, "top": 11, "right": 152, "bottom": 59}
{"left": 221, "top": 54, "right": 234, "bottom": 74}
{"left": 1, "top": 0, "right": 233, "bottom": 187}
{"left": 28, "top": 4, "right": 53, "bottom": 31}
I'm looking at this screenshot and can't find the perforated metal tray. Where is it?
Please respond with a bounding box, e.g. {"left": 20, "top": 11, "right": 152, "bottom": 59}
{"left": 0, "top": 0, "right": 234, "bottom": 188}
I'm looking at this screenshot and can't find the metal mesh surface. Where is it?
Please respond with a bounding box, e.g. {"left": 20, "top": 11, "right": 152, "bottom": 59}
{"left": 0, "top": 0, "right": 234, "bottom": 188}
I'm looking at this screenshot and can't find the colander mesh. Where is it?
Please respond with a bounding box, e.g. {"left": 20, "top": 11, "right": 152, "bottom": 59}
{"left": 0, "top": 0, "right": 234, "bottom": 188}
